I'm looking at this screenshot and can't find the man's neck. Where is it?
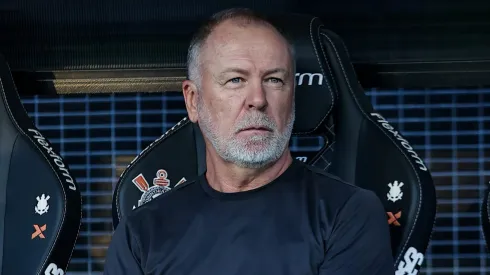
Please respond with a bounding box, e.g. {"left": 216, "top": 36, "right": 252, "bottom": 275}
{"left": 204, "top": 149, "right": 293, "bottom": 193}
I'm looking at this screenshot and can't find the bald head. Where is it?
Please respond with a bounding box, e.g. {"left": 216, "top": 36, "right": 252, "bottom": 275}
{"left": 187, "top": 8, "right": 295, "bottom": 87}
{"left": 182, "top": 8, "right": 296, "bottom": 169}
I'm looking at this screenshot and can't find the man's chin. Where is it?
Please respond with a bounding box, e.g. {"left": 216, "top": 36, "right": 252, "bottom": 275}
{"left": 228, "top": 152, "right": 277, "bottom": 169}
{"left": 238, "top": 141, "right": 272, "bottom": 152}
{"left": 230, "top": 146, "right": 281, "bottom": 164}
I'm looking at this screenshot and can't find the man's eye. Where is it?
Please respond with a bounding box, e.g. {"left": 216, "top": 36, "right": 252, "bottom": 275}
{"left": 267, "top": 78, "right": 284, "bottom": 84}
{"left": 228, "top": 77, "right": 242, "bottom": 84}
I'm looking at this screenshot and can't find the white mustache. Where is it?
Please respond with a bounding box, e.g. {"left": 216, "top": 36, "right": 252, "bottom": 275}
{"left": 235, "top": 112, "right": 277, "bottom": 133}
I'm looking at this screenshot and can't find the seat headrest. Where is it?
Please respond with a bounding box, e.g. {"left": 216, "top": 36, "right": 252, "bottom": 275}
{"left": 273, "top": 15, "right": 335, "bottom": 135}
{"left": 0, "top": 54, "right": 82, "bottom": 275}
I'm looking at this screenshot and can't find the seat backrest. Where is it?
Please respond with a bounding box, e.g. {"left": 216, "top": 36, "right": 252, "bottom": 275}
{"left": 112, "top": 14, "right": 437, "bottom": 273}
{"left": 0, "top": 54, "right": 82, "bottom": 275}
{"left": 314, "top": 23, "right": 437, "bottom": 274}
{"left": 481, "top": 186, "right": 490, "bottom": 250}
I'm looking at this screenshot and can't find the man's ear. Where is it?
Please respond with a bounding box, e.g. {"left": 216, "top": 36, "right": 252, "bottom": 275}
{"left": 182, "top": 80, "right": 199, "bottom": 123}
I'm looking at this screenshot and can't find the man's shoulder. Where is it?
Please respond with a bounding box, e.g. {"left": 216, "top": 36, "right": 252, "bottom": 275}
{"left": 299, "top": 162, "right": 358, "bottom": 193}
{"left": 297, "top": 162, "right": 379, "bottom": 211}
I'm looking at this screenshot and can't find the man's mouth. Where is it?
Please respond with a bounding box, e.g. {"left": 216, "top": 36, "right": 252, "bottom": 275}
{"left": 239, "top": 126, "right": 272, "bottom": 132}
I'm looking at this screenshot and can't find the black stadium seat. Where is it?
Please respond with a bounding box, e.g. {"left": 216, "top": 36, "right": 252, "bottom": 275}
{"left": 481, "top": 186, "right": 490, "bottom": 250}
{"left": 112, "top": 14, "right": 437, "bottom": 273}
{"left": 0, "top": 55, "right": 82, "bottom": 275}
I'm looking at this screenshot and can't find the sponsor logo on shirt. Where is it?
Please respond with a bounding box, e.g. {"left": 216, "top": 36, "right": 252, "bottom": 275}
{"left": 395, "top": 246, "right": 424, "bottom": 275}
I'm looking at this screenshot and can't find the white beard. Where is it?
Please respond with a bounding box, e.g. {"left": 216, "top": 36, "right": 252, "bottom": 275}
{"left": 197, "top": 95, "right": 295, "bottom": 169}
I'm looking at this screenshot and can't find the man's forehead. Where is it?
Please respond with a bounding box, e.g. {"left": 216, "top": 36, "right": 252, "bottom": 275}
{"left": 218, "top": 67, "right": 289, "bottom": 77}
{"left": 209, "top": 19, "right": 277, "bottom": 42}
{"left": 202, "top": 22, "right": 291, "bottom": 70}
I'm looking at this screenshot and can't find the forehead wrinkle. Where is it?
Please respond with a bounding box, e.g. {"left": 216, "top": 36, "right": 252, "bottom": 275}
{"left": 209, "top": 42, "right": 288, "bottom": 69}
{"left": 200, "top": 21, "right": 293, "bottom": 80}
{"left": 204, "top": 20, "right": 283, "bottom": 54}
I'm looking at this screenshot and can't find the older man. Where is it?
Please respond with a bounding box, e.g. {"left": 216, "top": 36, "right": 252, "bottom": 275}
{"left": 104, "top": 8, "right": 394, "bottom": 275}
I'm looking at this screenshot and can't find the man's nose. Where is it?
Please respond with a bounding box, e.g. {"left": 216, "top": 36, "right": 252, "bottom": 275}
{"left": 245, "top": 83, "right": 268, "bottom": 110}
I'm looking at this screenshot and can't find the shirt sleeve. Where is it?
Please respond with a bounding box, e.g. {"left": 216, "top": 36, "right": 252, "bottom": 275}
{"left": 319, "top": 188, "right": 395, "bottom": 274}
{"left": 103, "top": 217, "right": 145, "bottom": 275}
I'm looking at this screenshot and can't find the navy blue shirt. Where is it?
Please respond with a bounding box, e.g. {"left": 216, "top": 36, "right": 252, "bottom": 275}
{"left": 104, "top": 160, "right": 394, "bottom": 274}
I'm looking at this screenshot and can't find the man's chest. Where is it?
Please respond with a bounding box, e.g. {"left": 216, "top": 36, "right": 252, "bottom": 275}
{"left": 141, "top": 212, "right": 325, "bottom": 275}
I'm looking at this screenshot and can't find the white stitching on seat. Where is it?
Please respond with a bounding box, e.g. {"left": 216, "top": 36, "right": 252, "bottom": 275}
{"left": 319, "top": 32, "right": 424, "bottom": 266}
{"left": 293, "top": 17, "right": 334, "bottom": 135}
{"left": 0, "top": 73, "right": 80, "bottom": 274}
{"left": 315, "top": 24, "right": 338, "bottom": 103}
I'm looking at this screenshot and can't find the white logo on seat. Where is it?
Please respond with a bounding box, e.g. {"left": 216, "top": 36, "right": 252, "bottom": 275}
{"left": 370, "top": 113, "right": 428, "bottom": 172}
{"left": 35, "top": 194, "right": 50, "bottom": 215}
{"left": 132, "top": 170, "right": 171, "bottom": 207}
{"left": 295, "top": 73, "right": 324, "bottom": 86}
{"left": 44, "top": 263, "right": 65, "bottom": 275}
{"left": 131, "top": 169, "right": 187, "bottom": 209}
{"left": 395, "top": 247, "right": 424, "bottom": 275}
{"left": 387, "top": 181, "right": 404, "bottom": 202}
{"left": 28, "top": 129, "right": 77, "bottom": 191}
{"left": 295, "top": 156, "right": 308, "bottom": 162}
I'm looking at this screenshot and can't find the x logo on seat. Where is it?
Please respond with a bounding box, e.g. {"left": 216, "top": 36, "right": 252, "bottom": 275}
{"left": 387, "top": 211, "right": 402, "bottom": 226}
{"left": 32, "top": 224, "right": 47, "bottom": 239}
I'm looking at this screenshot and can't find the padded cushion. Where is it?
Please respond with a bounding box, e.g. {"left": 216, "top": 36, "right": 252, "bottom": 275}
{"left": 482, "top": 186, "right": 490, "bottom": 251}
{"left": 114, "top": 118, "right": 203, "bottom": 218}
{"left": 315, "top": 27, "right": 437, "bottom": 272}
{"left": 0, "top": 54, "right": 82, "bottom": 275}
{"left": 113, "top": 14, "right": 437, "bottom": 273}
{"left": 272, "top": 17, "right": 335, "bottom": 135}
